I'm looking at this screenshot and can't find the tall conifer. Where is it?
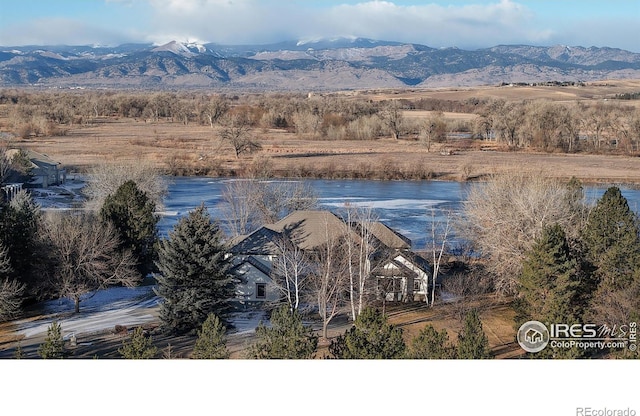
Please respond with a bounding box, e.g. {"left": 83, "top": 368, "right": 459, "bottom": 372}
{"left": 154, "top": 204, "right": 234, "bottom": 335}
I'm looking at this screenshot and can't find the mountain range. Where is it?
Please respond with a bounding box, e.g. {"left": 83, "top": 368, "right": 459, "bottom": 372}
{"left": 2, "top": 38, "right": 640, "bottom": 90}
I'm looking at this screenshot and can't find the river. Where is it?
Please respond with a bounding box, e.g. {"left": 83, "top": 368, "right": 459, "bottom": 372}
{"left": 157, "top": 177, "right": 640, "bottom": 250}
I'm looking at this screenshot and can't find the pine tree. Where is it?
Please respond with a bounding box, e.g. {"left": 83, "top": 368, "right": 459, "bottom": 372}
{"left": 518, "top": 224, "right": 584, "bottom": 358}
{"left": 38, "top": 321, "right": 64, "bottom": 359}
{"left": 580, "top": 187, "right": 640, "bottom": 353}
{"left": 518, "top": 224, "right": 582, "bottom": 325}
{"left": 409, "top": 324, "right": 456, "bottom": 359}
{"left": 329, "top": 307, "right": 406, "bottom": 359}
{"left": 192, "top": 313, "right": 229, "bottom": 359}
{"left": 0, "top": 190, "right": 41, "bottom": 291}
{"left": 154, "top": 204, "right": 234, "bottom": 335}
{"left": 118, "top": 326, "right": 157, "bottom": 359}
{"left": 456, "top": 310, "right": 491, "bottom": 359}
{"left": 582, "top": 186, "right": 640, "bottom": 290}
{"left": 13, "top": 342, "right": 25, "bottom": 359}
{"left": 246, "top": 305, "right": 318, "bottom": 359}
{"left": 101, "top": 180, "right": 158, "bottom": 276}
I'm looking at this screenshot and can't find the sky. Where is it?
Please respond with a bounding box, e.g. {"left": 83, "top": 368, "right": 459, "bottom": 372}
{"left": 0, "top": 0, "right": 639, "bottom": 51}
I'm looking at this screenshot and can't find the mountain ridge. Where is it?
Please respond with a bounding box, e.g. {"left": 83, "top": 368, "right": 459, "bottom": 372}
{"left": 1, "top": 38, "right": 639, "bottom": 90}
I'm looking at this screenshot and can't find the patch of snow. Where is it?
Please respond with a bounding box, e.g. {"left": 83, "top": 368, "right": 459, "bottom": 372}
{"left": 16, "top": 286, "right": 160, "bottom": 339}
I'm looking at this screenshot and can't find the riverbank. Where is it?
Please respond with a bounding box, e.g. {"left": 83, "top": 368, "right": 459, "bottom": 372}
{"left": 6, "top": 116, "right": 639, "bottom": 186}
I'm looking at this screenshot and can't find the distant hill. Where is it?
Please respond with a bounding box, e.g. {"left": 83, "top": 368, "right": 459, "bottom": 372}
{"left": 1, "top": 38, "right": 639, "bottom": 90}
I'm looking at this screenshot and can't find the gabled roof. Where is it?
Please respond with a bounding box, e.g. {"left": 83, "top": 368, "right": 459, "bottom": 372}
{"left": 227, "top": 210, "right": 414, "bottom": 256}
{"left": 6, "top": 149, "right": 60, "bottom": 168}
{"left": 268, "top": 210, "right": 352, "bottom": 251}
{"left": 227, "top": 226, "right": 281, "bottom": 255}
{"left": 368, "top": 222, "right": 411, "bottom": 250}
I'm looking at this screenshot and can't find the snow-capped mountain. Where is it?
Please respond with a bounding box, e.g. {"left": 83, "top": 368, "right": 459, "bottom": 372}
{"left": 1, "top": 38, "right": 639, "bottom": 90}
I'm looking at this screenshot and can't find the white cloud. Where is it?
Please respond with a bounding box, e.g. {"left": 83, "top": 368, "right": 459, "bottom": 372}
{"left": 141, "top": 0, "right": 552, "bottom": 48}
{"left": 0, "top": 1, "right": 637, "bottom": 51}
{"left": 0, "top": 18, "right": 137, "bottom": 46}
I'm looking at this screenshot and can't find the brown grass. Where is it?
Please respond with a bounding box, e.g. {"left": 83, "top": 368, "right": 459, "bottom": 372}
{"left": 2, "top": 82, "right": 640, "bottom": 184}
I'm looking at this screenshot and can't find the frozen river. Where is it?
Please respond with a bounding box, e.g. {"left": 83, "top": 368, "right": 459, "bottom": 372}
{"left": 158, "top": 177, "right": 640, "bottom": 249}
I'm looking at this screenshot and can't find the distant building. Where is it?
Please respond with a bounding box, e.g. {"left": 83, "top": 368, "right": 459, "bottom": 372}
{"left": 5, "top": 149, "right": 66, "bottom": 188}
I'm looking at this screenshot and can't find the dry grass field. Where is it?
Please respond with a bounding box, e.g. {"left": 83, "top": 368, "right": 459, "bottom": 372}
{"left": 2, "top": 81, "right": 639, "bottom": 184}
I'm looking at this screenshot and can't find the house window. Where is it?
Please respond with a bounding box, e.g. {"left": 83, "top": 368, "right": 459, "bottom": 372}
{"left": 414, "top": 280, "right": 422, "bottom": 291}
{"left": 256, "top": 283, "right": 266, "bottom": 300}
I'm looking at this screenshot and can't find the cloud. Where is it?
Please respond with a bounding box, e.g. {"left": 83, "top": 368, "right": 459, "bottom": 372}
{"left": 142, "top": 0, "right": 551, "bottom": 48}
{"left": 0, "top": 17, "right": 137, "bottom": 46}
{"left": 1, "top": 1, "right": 636, "bottom": 51}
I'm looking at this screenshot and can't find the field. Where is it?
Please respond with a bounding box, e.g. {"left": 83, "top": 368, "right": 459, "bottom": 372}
{"left": 3, "top": 80, "right": 640, "bottom": 185}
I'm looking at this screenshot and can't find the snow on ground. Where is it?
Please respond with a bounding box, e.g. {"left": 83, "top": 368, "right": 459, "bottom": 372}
{"left": 31, "top": 174, "right": 87, "bottom": 209}
{"left": 14, "top": 284, "right": 268, "bottom": 342}
{"left": 17, "top": 286, "right": 159, "bottom": 339}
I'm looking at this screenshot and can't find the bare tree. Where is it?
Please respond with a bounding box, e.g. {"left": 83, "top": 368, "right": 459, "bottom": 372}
{"left": 428, "top": 208, "right": 453, "bottom": 306}
{"left": 341, "top": 203, "right": 378, "bottom": 320}
{"left": 308, "top": 218, "right": 349, "bottom": 340}
{"left": 41, "top": 212, "right": 140, "bottom": 313}
{"left": 0, "top": 243, "right": 24, "bottom": 322}
{"left": 419, "top": 112, "right": 448, "bottom": 151}
{"left": 379, "top": 100, "right": 404, "bottom": 140}
{"left": 460, "top": 173, "right": 585, "bottom": 295}
{"left": 220, "top": 113, "right": 261, "bottom": 159}
{"left": 83, "top": 161, "right": 167, "bottom": 211}
{"left": 219, "top": 180, "right": 318, "bottom": 237}
{"left": 271, "top": 236, "right": 311, "bottom": 311}
{"left": 201, "top": 95, "right": 229, "bottom": 128}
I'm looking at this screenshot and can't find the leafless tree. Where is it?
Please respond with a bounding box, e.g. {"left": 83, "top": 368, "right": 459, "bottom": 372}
{"left": 219, "top": 180, "right": 318, "bottom": 237}
{"left": 201, "top": 95, "right": 229, "bottom": 128}
{"left": 379, "top": 100, "right": 404, "bottom": 140}
{"left": 219, "top": 113, "right": 261, "bottom": 159}
{"left": 271, "top": 236, "right": 311, "bottom": 311}
{"left": 419, "top": 111, "right": 448, "bottom": 151}
{"left": 341, "top": 203, "right": 378, "bottom": 320}
{"left": 428, "top": 208, "right": 453, "bottom": 306}
{"left": 460, "top": 173, "right": 585, "bottom": 295}
{"left": 308, "top": 218, "right": 349, "bottom": 340}
{"left": 83, "top": 161, "right": 167, "bottom": 211}
{"left": 0, "top": 243, "right": 24, "bottom": 322}
{"left": 40, "top": 212, "right": 140, "bottom": 313}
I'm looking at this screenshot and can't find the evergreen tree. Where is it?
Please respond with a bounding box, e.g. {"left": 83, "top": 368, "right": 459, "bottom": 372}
{"left": 581, "top": 187, "right": 640, "bottom": 355}
{"left": 192, "top": 313, "right": 229, "bottom": 359}
{"left": 409, "top": 324, "right": 456, "bottom": 359}
{"left": 246, "top": 305, "right": 318, "bottom": 359}
{"left": 101, "top": 180, "right": 158, "bottom": 276}
{"left": 13, "top": 342, "right": 25, "bottom": 359}
{"left": 0, "top": 190, "right": 41, "bottom": 292}
{"left": 118, "top": 326, "right": 157, "bottom": 359}
{"left": 38, "top": 321, "right": 64, "bottom": 359}
{"left": 329, "top": 307, "right": 406, "bottom": 359}
{"left": 582, "top": 186, "right": 640, "bottom": 290}
{"left": 518, "top": 224, "right": 582, "bottom": 325}
{"left": 456, "top": 310, "right": 491, "bottom": 359}
{"left": 154, "top": 204, "right": 234, "bottom": 335}
{"left": 518, "top": 224, "right": 584, "bottom": 358}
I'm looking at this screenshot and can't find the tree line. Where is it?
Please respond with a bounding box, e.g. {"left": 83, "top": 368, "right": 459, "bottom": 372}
{"left": 2, "top": 89, "right": 639, "bottom": 155}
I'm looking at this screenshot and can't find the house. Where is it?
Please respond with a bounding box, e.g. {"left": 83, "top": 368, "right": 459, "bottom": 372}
{"left": 373, "top": 250, "right": 432, "bottom": 302}
{"left": 5, "top": 149, "right": 66, "bottom": 188}
{"left": 226, "top": 210, "right": 431, "bottom": 307}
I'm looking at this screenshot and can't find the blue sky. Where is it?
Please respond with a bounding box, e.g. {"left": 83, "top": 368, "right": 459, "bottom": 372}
{"left": 0, "top": 1, "right": 638, "bottom": 51}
